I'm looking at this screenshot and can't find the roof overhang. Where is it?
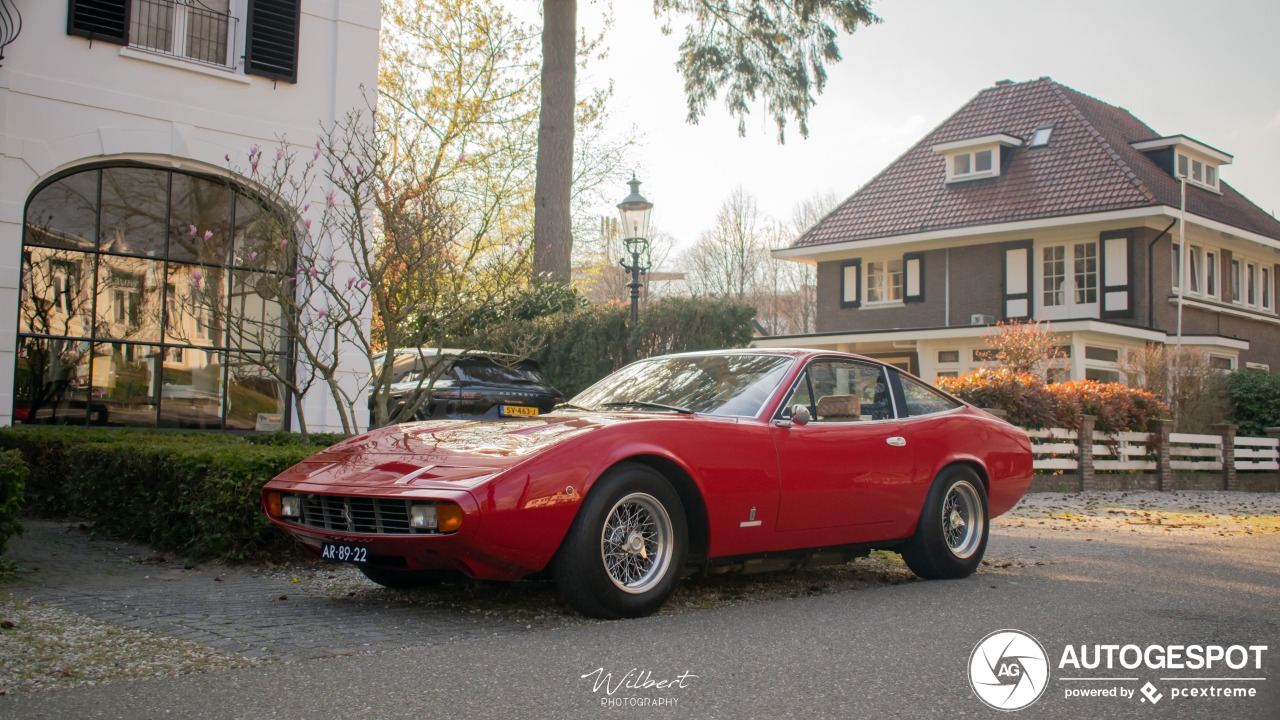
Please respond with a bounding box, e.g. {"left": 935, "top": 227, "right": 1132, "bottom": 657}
{"left": 753, "top": 321, "right": 1249, "bottom": 350}
{"left": 773, "top": 206, "right": 1280, "bottom": 262}
{"left": 930, "top": 133, "right": 1023, "bottom": 154}
{"left": 1131, "top": 135, "right": 1233, "bottom": 165}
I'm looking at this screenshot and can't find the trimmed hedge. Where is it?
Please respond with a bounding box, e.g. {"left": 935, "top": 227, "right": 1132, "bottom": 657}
{"left": 477, "top": 296, "right": 757, "bottom": 397}
{"left": 937, "top": 370, "right": 1167, "bottom": 434}
{"left": 0, "top": 449, "right": 26, "bottom": 560}
{"left": 1227, "top": 369, "right": 1280, "bottom": 437}
{"left": 0, "top": 428, "right": 331, "bottom": 561}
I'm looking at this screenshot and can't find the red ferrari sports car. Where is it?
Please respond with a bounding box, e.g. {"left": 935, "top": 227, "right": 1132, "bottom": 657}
{"left": 263, "top": 349, "right": 1033, "bottom": 618}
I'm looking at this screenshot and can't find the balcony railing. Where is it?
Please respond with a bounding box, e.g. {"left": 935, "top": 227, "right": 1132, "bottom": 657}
{"left": 129, "top": 0, "right": 238, "bottom": 70}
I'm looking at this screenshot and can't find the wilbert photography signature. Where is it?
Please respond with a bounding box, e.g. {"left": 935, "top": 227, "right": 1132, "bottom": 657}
{"left": 582, "top": 667, "right": 699, "bottom": 707}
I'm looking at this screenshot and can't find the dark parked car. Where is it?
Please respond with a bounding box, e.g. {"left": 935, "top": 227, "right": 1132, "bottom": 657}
{"left": 369, "top": 349, "right": 564, "bottom": 426}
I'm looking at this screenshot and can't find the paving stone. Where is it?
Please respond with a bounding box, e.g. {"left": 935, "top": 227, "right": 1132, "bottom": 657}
{"left": 5, "top": 520, "right": 525, "bottom": 661}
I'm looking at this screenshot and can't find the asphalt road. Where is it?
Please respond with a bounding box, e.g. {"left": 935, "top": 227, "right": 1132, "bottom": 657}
{"left": 4, "top": 505, "right": 1278, "bottom": 719}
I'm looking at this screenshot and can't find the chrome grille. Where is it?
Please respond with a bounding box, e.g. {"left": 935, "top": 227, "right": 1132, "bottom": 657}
{"left": 293, "top": 495, "right": 439, "bottom": 535}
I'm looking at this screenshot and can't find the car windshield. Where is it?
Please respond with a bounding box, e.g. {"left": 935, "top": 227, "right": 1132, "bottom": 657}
{"left": 572, "top": 354, "right": 794, "bottom": 417}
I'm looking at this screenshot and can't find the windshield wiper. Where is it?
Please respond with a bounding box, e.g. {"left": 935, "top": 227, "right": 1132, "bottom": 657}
{"left": 600, "top": 400, "right": 695, "bottom": 415}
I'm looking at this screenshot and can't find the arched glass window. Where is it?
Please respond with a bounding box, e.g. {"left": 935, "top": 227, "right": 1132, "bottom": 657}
{"left": 15, "top": 164, "right": 293, "bottom": 430}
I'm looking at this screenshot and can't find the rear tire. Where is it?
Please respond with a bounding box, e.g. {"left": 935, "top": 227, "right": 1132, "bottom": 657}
{"left": 901, "top": 466, "right": 988, "bottom": 580}
{"left": 358, "top": 566, "right": 457, "bottom": 589}
{"left": 553, "top": 463, "right": 687, "bottom": 619}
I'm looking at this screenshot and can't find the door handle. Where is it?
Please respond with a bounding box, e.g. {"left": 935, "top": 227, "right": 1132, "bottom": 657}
{"left": 886, "top": 436, "right": 906, "bottom": 447}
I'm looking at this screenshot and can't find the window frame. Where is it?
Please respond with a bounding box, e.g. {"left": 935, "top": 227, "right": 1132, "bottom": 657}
{"left": 16, "top": 162, "right": 296, "bottom": 430}
{"left": 864, "top": 258, "right": 904, "bottom": 305}
{"left": 1038, "top": 240, "right": 1099, "bottom": 319}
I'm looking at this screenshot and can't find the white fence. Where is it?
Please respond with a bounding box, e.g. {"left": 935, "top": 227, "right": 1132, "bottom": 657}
{"left": 1028, "top": 429, "right": 1280, "bottom": 473}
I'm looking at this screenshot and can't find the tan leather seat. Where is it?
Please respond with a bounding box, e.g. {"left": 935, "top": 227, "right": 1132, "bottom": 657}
{"left": 816, "top": 394, "right": 861, "bottom": 421}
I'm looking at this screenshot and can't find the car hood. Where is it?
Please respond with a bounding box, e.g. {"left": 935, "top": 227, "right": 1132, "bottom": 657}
{"left": 285, "top": 413, "right": 649, "bottom": 490}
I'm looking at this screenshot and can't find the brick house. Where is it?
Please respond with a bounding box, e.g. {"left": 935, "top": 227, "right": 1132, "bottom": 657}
{"left": 758, "top": 77, "right": 1280, "bottom": 383}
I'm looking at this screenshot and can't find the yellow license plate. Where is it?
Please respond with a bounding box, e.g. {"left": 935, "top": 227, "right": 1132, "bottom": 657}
{"left": 501, "top": 405, "right": 539, "bottom": 417}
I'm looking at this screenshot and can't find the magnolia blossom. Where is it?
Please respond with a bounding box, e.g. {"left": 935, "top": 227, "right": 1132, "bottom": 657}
{"left": 316, "top": 308, "right": 328, "bottom": 320}
{"left": 280, "top": 238, "right": 289, "bottom": 249}
{"left": 276, "top": 148, "right": 284, "bottom": 161}
{"left": 309, "top": 267, "right": 318, "bottom": 278}
{"left": 248, "top": 251, "right": 258, "bottom": 262}
{"left": 346, "top": 277, "right": 357, "bottom": 290}
{"left": 358, "top": 279, "right": 369, "bottom": 290}
{"left": 203, "top": 230, "right": 214, "bottom": 241}
{"left": 304, "top": 218, "right": 312, "bottom": 230}
{"left": 326, "top": 189, "right": 337, "bottom": 207}
{"left": 191, "top": 271, "right": 203, "bottom": 288}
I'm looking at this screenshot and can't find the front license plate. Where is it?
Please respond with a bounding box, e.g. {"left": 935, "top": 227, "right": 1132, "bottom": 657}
{"left": 320, "top": 542, "right": 368, "bottom": 564}
{"left": 501, "top": 405, "right": 539, "bottom": 417}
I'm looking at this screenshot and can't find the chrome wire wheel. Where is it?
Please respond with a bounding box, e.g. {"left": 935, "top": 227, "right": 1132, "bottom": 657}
{"left": 600, "top": 492, "right": 673, "bottom": 594}
{"left": 941, "top": 480, "right": 984, "bottom": 559}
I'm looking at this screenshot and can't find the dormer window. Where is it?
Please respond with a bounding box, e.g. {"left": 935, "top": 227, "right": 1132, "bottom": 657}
{"left": 1131, "top": 135, "right": 1231, "bottom": 193}
{"left": 932, "top": 133, "right": 1021, "bottom": 183}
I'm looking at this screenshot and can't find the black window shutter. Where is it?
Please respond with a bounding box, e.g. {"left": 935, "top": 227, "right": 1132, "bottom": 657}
{"left": 245, "top": 0, "right": 300, "bottom": 83}
{"left": 67, "top": 0, "right": 130, "bottom": 45}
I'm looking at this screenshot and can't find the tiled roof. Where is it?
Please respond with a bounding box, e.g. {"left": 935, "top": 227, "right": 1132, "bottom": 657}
{"left": 793, "top": 78, "right": 1280, "bottom": 248}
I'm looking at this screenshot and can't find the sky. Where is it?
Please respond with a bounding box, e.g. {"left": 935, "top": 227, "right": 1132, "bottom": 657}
{"left": 561, "top": 0, "right": 1280, "bottom": 259}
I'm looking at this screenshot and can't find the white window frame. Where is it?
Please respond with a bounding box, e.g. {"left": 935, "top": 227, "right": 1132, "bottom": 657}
{"left": 1207, "top": 353, "right": 1236, "bottom": 372}
{"left": 945, "top": 147, "right": 999, "bottom": 182}
{"left": 1263, "top": 266, "right": 1274, "bottom": 312}
{"left": 1039, "top": 241, "right": 1099, "bottom": 319}
{"left": 1205, "top": 250, "right": 1218, "bottom": 298}
{"left": 865, "top": 258, "right": 904, "bottom": 305}
{"left": 1176, "top": 151, "right": 1221, "bottom": 192}
{"left": 129, "top": 0, "right": 239, "bottom": 70}
{"left": 1188, "top": 245, "right": 1202, "bottom": 294}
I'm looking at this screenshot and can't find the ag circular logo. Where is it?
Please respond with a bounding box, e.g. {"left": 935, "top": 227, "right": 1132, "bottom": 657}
{"left": 968, "top": 629, "right": 1051, "bottom": 711}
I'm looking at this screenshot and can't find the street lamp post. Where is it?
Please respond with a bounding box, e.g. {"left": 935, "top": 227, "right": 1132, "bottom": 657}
{"left": 617, "top": 176, "right": 654, "bottom": 327}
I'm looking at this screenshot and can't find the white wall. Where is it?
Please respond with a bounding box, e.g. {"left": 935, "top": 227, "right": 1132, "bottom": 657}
{"left": 0, "top": 1, "right": 380, "bottom": 432}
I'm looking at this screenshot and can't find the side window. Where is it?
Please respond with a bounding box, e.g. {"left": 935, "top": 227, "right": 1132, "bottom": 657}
{"left": 900, "top": 375, "right": 963, "bottom": 417}
{"left": 807, "top": 360, "right": 893, "bottom": 422}
{"left": 778, "top": 371, "right": 813, "bottom": 419}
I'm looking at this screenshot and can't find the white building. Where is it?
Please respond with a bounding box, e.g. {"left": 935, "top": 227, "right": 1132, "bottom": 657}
{"left": 1, "top": 1, "right": 380, "bottom": 432}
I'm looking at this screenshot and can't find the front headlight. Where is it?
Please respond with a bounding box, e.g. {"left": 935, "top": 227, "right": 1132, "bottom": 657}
{"left": 281, "top": 495, "right": 302, "bottom": 518}
{"left": 410, "top": 504, "right": 438, "bottom": 529}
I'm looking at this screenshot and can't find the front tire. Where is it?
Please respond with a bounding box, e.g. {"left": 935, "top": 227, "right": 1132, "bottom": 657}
{"left": 553, "top": 463, "right": 687, "bottom": 619}
{"left": 901, "top": 466, "right": 989, "bottom": 580}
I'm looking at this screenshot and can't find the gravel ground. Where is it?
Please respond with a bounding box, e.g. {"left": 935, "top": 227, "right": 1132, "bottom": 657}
{"left": 2, "top": 490, "right": 1277, "bottom": 696}
{"left": 0, "top": 594, "right": 257, "bottom": 696}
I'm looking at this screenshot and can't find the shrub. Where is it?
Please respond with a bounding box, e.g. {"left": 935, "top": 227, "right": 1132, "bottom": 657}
{"left": 0, "top": 428, "right": 322, "bottom": 561}
{"left": 938, "top": 371, "right": 1166, "bottom": 433}
{"left": 0, "top": 449, "right": 27, "bottom": 560}
{"left": 936, "top": 369, "right": 1055, "bottom": 428}
{"left": 1045, "top": 380, "right": 1166, "bottom": 434}
{"left": 1227, "top": 369, "right": 1280, "bottom": 437}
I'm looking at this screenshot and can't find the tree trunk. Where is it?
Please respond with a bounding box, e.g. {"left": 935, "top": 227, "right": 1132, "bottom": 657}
{"left": 532, "top": 0, "right": 576, "bottom": 283}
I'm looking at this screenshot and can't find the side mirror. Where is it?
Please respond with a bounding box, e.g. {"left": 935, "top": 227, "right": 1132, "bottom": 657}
{"left": 791, "top": 404, "right": 811, "bottom": 426}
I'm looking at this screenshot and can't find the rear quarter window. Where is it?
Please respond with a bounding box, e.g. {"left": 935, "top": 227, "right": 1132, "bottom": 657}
{"left": 900, "top": 375, "right": 963, "bottom": 417}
